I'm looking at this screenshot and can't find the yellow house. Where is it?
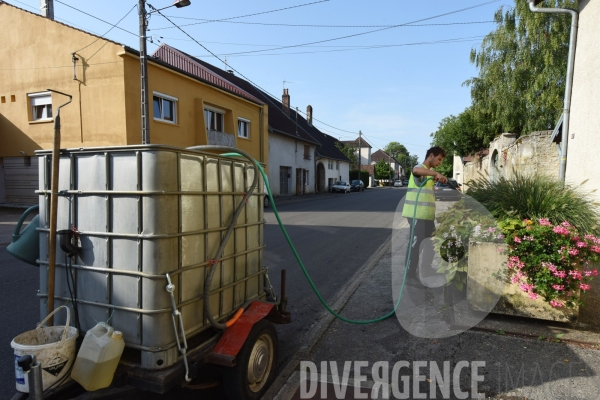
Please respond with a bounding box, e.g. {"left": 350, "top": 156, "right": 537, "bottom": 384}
{"left": 0, "top": 2, "right": 268, "bottom": 205}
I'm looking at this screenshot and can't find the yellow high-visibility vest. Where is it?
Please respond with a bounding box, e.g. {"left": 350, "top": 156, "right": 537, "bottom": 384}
{"left": 401, "top": 164, "right": 436, "bottom": 220}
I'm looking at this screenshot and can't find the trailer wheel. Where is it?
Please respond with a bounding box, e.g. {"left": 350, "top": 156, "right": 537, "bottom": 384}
{"left": 223, "top": 319, "right": 278, "bottom": 400}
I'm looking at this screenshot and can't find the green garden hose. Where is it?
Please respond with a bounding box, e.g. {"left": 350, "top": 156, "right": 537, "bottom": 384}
{"left": 221, "top": 152, "right": 432, "bottom": 324}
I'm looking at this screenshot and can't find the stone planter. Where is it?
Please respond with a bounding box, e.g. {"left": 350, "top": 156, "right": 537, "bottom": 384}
{"left": 467, "top": 242, "right": 578, "bottom": 323}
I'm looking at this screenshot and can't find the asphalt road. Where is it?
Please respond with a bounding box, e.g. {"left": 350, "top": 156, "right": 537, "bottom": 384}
{"left": 0, "top": 187, "right": 408, "bottom": 399}
{"left": 263, "top": 187, "right": 408, "bottom": 368}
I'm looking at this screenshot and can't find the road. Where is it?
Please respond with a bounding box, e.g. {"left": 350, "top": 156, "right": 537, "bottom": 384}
{"left": 0, "top": 187, "right": 407, "bottom": 399}
{"left": 263, "top": 187, "right": 407, "bottom": 368}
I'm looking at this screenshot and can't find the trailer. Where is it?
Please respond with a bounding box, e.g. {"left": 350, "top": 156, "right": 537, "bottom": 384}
{"left": 10, "top": 145, "right": 290, "bottom": 400}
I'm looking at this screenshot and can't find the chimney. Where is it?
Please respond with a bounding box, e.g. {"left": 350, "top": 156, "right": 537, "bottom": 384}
{"left": 282, "top": 88, "right": 290, "bottom": 116}
{"left": 41, "top": 0, "right": 54, "bottom": 20}
{"left": 306, "top": 105, "right": 313, "bottom": 127}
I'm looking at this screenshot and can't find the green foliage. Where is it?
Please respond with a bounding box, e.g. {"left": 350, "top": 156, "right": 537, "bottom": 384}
{"left": 349, "top": 170, "right": 370, "bottom": 187}
{"left": 430, "top": 107, "right": 486, "bottom": 157}
{"left": 335, "top": 142, "right": 358, "bottom": 170}
{"left": 384, "top": 142, "right": 410, "bottom": 159}
{"left": 374, "top": 159, "right": 393, "bottom": 180}
{"left": 504, "top": 219, "right": 600, "bottom": 307}
{"left": 465, "top": 0, "right": 577, "bottom": 140}
{"left": 467, "top": 173, "right": 600, "bottom": 235}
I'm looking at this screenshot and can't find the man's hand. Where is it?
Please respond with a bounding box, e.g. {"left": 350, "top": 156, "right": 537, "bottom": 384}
{"left": 434, "top": 173, "right": 448, "bottom": 184}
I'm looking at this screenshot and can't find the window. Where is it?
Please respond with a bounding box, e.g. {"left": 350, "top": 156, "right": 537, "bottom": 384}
{"left": 303, "top": 144, "right": 310, "bottom": 160}
{"left": 336, "top": 161, "right": 340, "bottom": 170}
{"left": 238, "top": 118, "right": 250, "bottom": 138}
{"left": 153, "top": 92, "right": 177, "bottom": 123}
{"left": 28, "top": 92, "right": 52, "bottom": 121}
{"left": 204, "top": 107, "right": 224, "bottom": 132}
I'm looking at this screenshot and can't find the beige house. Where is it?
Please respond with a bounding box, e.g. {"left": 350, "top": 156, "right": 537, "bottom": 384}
{"left": 565, "top": 0, "right": 600, "bottom": 203}
{"left": 0, "top": 2, "right": 268, "bottom": 205}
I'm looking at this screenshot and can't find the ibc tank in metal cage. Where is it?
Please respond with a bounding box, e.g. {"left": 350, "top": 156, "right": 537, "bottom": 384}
{"left": 36, "top": 145, "right": 267, "bottom": 369}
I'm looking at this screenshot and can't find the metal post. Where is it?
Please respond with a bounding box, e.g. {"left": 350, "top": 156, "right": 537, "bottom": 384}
{"left": 46, "top": 89, "right": 72, "bottom": 326}
{"left": 140, "top": 0, "right": 150, "bottom": 144}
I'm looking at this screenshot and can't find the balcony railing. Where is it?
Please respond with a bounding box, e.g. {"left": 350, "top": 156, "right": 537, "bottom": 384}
{"left": 207, "top": 130, "right": 235, "bottom": 147}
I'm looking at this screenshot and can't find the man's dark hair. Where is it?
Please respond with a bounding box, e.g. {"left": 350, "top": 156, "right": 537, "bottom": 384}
{"left": 425, "top": 146, "right": 446, "bottom": 159}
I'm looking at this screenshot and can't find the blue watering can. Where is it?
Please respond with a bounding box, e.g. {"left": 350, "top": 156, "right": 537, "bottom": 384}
{"left": 6, "top": 205, "right": 40, "bottom": 266}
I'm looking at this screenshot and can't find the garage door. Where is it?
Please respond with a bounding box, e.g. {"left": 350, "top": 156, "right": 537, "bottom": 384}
{"left": 2, "top": 157, "right": 39, "bottom": 205}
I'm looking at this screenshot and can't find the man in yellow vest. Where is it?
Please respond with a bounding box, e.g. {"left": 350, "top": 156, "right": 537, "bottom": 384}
{"left": 401, "top": 146, "right": 447, "bottom": 287}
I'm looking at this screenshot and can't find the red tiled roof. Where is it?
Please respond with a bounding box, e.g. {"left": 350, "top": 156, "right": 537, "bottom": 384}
{"left": 152, "top": 44, "right": 263, "bottom": 104}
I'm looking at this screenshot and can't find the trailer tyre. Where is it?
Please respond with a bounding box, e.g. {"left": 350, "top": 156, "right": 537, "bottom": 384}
{"left": 223, "top": 319, "right": 278, "bottom": 400}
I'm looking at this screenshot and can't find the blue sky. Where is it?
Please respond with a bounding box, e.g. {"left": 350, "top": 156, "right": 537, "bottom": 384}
{"left": 8, "top": 0, "right": 508, "bottom": 159}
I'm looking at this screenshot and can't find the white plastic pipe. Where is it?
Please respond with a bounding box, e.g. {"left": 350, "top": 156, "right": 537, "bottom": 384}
{"left": 528, "top": 0, "right": 578, "bottom": 183}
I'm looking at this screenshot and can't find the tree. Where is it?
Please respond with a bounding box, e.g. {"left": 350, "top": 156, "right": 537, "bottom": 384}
{"left": 465, "top": 0, "right": 576, "bottom": 140}
{"left": 335, "top": 141, "right": 358, "bottom": 170}
{"left": 375, "top": 159, "right": 393, "bottom": 180}
{"left": 430, "top": 107, "right": 486, "bottom": 157}
{"left": 384, "top": 142, "right": 410, "bottom": 159}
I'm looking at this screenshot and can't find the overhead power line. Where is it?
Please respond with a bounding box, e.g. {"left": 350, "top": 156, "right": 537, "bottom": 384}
{"left": 208, "top": 0, "right": 501, "bottom": 56}
{"left": 55, "top": 0, "right": 138, "bottom": 37}
{"left": 149, "top": 0, "right": 329, "bottom": 31}
{"left": 74, "top": 3, "right": 137, "bottom": 53}
{"left": 160, "top": 18, "right": 498, "bottom": 29}
{"left": 199, "top": 36, "right": 485, "bottom": 58}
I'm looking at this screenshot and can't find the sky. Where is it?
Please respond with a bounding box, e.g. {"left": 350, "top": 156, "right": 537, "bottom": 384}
{"left": 7, "top": 0, "right": 510, "bottom": 159}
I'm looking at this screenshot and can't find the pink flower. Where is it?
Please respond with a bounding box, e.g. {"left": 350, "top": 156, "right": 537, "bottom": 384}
{"left": 514, "top": 236, "right": 522, "bottom": 243}
{"left": 584, "top": 269, "right": 599, "bottom": 277}
{"left": 561, "top": 221, "right": 571, "bottom": 228}
{"left": 579, "top": 283, "right": 591, "bottom": 291}
{"left": 591, "top": 246, "right": 600, "bottom": 253}
{"left": 568, "top": 248, "right": 580, "bottom": 256}
{"left": 539, "top": 218, "right": 552, "bottom": 226}
{"left": 584, "top": 234, "right": 597, "bottom": 241}
{"left": 569, "top": 270, "right": 583, "bottom": 280}
{"left": 553, "top": 226, "right": 570, "bottom": 235}
{"left": 542, "top": 262, "right": 557, "bottom": 272}
{"left": 550, "top": 300, "right": 563, "bottom": 307}
{"left": 576, "top": 241, "right": 588, "bottom": 248}
{"left": 528, "top": 292, "right": 540, "bottom": 300}
{"left": 511, "top": 276, "right": 520, "bottom": 284}
{"left": 554, "top": 270, "right": 567, "bottom": 278}
{"left": 552, "top": 284, "right": 565, "bottom": 291}
{"left": 519, "top": 283, "right": 535, "bottom": 292}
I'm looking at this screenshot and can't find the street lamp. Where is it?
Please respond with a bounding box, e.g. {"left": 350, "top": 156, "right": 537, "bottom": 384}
{"left": 139, "top": 0, "right": 191, "bottom": 144}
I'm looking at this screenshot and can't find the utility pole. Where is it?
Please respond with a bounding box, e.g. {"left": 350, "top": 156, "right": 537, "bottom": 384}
{"left": 357, "top": 130, "right": 362, "bottom": 183}
{"left": 139, "top": 0, "right": 150, "bottom": 144}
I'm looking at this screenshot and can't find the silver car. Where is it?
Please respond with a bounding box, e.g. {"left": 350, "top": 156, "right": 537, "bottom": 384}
{"left": 331, "top": 181, "right": 350, "bottom": 193}
{"left": 393, "top": 180, "right": 403, "bottom": 187}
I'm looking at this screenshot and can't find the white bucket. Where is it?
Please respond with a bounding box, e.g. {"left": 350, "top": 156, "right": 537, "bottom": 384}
{"left": 11, "top": 305, "right": 79, "bottom": 393}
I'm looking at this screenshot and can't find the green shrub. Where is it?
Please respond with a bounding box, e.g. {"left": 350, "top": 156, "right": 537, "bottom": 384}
{"left": 467, "top": 174, "right": 600, "bottom": 235}
{"left": 349, "top": 170, "right": 370, "bottom": 188}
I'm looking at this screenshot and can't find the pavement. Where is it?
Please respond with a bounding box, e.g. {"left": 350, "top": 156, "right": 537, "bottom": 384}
{"left": 263, "top": 193, "right": 600, "bottom": 400}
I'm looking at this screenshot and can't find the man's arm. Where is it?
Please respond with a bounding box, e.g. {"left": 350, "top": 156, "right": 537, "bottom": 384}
{"left": 412, "top": 166, "right": 448, "bottom": 183}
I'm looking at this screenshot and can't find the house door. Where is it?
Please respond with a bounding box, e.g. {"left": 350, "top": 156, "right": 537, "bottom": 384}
{"left": 296, "top": 168, "right": 303, "bottom": 195}
{"left": 279, "top": 167, "right": 289, "bottom": 195}
{"left": 317, "top": 163, "right": 325, "bottom": 193}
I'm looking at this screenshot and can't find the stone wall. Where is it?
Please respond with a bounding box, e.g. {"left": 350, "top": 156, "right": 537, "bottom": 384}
{"left": 462, "top": 131, "right": 559, "bottom": 189}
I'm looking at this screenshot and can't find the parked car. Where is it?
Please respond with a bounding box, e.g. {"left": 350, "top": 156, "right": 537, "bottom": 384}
{"left": 434, "top": 181, "right": 462, "bottom": 201}
{"left": 448, "top": 178, "right": 461, "bottom": 190}
{"left": 350, "top": 180, "right": 365, "bottom": 192}
{"left": 332, "top": 181, "right": 350, "bottom": 193}
{"left": 402, "top": 179, "right": 409, "bottom": 186}
{"left": 393, "top": 180, "right": 403, "bottom": 187}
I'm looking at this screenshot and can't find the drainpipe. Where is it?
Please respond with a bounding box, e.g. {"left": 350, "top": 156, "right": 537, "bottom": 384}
{"left": 528, "top": 0, "right": 578, "bottom": 183}
{"left": 259, "top": 106, "right": 264, "bottom": 163}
